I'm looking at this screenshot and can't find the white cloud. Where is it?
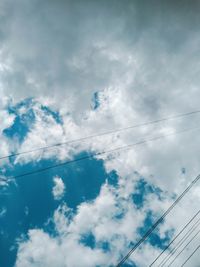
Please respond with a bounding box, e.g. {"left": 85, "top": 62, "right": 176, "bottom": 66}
{"left": 52, "top": 176, "right": 65, "bottom": 201}
{"left": 0, "top": 92, "right": 15, "bottom": 164}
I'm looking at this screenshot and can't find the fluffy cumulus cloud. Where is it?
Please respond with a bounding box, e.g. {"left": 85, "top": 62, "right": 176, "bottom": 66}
{"left": 0, "top": 0, "right": 200, "bottom": 266}
{"left": 52, "top": 176, "right": 65, "bottom": 200}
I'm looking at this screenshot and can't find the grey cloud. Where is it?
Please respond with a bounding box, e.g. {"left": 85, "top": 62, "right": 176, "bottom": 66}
{"left": 1, "top": 0, "right": 200, "bottom": 115}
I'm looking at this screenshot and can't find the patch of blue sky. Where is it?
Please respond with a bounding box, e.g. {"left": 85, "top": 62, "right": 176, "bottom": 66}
{"left": 3, "top": 98, "right": 36, "bottom": 143}
{"left": 0, "top": 182, "right": 23, "bottom": 267}
{"left": 91, "top": 91, "right": 100, "bottom": 110}
{"left": 80, "top": 232, "right": 96, "bottom": 249}
{"left": 114, "top": 211, "right": 125, "bottom": 220}
{"left": 100, "top": 241, "right": 110, "bottom": 252}
{"left": 3, "top": 115, "right": 31, "bottom": 143}
{"left": 40, "top": 105, "right": 63, "bottom": 124}
{"left": 137, "top": 211, "right": 174, "bottom": 250}
{"left": 7, "top": 98, "right": 34, "bottom": 115}
{"left": 80, "top": 232, "right": 111, "bottom": 252}
{"left": 3, "top": 98, "right": 62, "bottom": 153}
{"left": 0, "top": 152, "right": 118, "bottom": 267}
{"left": 132, "top": 178, "right": 163, "bottom": 209}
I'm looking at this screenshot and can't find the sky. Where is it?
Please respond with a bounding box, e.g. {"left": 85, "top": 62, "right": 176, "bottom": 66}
{"left": 1, "top": 0, "right": 200, "bottom": 266}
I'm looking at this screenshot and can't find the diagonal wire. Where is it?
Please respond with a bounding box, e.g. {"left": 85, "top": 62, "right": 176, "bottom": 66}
{"left": 159, "top": 217, "right": 200, "bottom": 266}
{"left": 1, "top": 110, "right": 200, "bottom": 161}
{"left": 115, "top": 171, "right": 200, "bottom": 267}
{"left": 181, "top": 242, "right": 200, "bottom": 267}
{"left": 149, "top": 209, "right": 200, "bottom": 266}
{"left": 167, "top": 228, "right": 200, "bottom": 267}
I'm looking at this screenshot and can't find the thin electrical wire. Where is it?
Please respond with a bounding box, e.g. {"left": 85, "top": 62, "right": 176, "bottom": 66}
{"left": 167, "top": 228, "right": 200, "bottom": 267}
{"left": 9, "top": 126, "right": 199, "bottom": 180}
{"left": 115, "top": 171, "right": 200, "bottom": 267}
{"left": 159, "top": 217, "right": 200, "bottom": 267}
{"left": 181, "top": 243, "right": 200, "bottom": 267}
{"left": 1, "top": 110, "right": 200, "bottom": 161}
{"left": 149, "top": 209, "right": 200, "bottom": 266}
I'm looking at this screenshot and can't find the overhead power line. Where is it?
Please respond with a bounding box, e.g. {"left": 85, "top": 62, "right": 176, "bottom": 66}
{"left": 9, "top": 126, "right": 199, "bottom": 180}
{"left": 159, "top": 216, "right": 200, "bottom": 266}
{"left": 167, "top": 227, "right": 200, "bottom": 267}
{"left": 115, "top": 172, "right": 200, "bottom": 267}
{"left": 1, "top": 109, "right": 200, "bottom": 161}
{"left": 149, "top": 209, "right": 200, "bottom": 266}
{"left": 181, "top": 243, "right": 200, "bottom": 267}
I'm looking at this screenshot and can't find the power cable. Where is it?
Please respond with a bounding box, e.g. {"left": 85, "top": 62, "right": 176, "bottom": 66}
{"left": 167, "top": 227, "right": 200, "bottom": 267}
{"left": 9, "top": 126, "right": 199, "bottom": 180}
{"left": 159, "top": 217, "right": 200, "bottom": 266}
{"left": 115, "top": 171, "right": 200, "bottom": 267}
{"left": 149, "top": 209, "right": 200, "bottom": 266}
{"left": 1, "top": 110, "right": 200, "bottom": 161}
{"left": 181, "top": 243, "right": 200, "bottom": 267}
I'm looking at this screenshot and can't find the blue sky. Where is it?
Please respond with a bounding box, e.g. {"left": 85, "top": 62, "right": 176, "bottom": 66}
{"left": 1, "top": 1, "right": 200, "bottom": 266}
